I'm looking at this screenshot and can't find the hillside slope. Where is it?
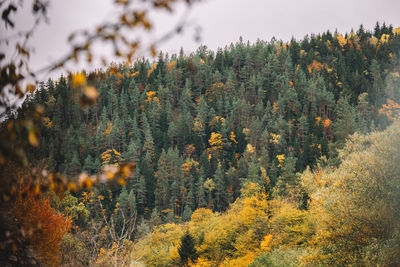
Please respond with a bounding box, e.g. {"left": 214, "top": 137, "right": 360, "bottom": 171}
{"left": 6, "top": 24, "right": 400, "bottom": 266}
{"left": 20, "top": 24, "right": 400, "bottom": 220}
{"left": 125, "top": 120, "right": 400, "bottom": 267}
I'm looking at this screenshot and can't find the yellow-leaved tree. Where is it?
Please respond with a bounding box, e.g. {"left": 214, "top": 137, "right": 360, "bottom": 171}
{"left": 300, "top": 121, "right": 400, "bottom": 266}
{"left": 130, "top": 122, "right": 400, "bottom": 267}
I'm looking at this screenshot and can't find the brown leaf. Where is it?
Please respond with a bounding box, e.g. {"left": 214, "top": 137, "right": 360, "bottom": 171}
{"left": 26, "top": 84, "right": 36, "bottom": 93}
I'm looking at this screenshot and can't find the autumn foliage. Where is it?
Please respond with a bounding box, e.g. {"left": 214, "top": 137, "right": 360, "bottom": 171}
{"left": 379, "top": 98, "right": 400, "bottom": 121}
{"left": 11, "top": 187, "right": 72, "bottom": 266}
{"left": 2, "top": 22, "right": 400, "bottom": 266}
{"left": 129, "top": 122, "right": 400, "bottom": 266}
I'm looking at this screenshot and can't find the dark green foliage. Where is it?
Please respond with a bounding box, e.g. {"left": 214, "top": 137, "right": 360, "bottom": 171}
{"left": 178, "top": 231, "right": 197, "bottom": 266}
{"left": 182, "top": 205, "right": 192, "bottom": 221}
{"left": 16, "top": 23, "right": 400, "bottom": 221}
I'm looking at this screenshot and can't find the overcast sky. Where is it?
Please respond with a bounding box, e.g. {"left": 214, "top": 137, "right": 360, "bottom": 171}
{"left": 2, "top": 0, "right": 400, "bottom": 79}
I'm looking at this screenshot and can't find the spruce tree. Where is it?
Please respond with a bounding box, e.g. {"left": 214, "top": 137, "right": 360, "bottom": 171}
{"left": 182, "top": 205, "right": 193, "bottom": 221}
{"left": 178, "top": 231, "right": 197, "bottom": 266}
{"left": 213, "top": 163, "right": 226, "bottom": 211}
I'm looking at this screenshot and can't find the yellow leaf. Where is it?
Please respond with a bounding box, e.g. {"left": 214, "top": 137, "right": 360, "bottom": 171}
{"left": 204, "top": 178, "right": 215, "bottom": 192}
{"left": 68, "top": 182, "right": 78, "bottom": 192}
{"left": 167, "top": 60, "right": 176, "bottom": 70}
{"left": 147, "top": 63, "right": 157, "bottom": 77}
{"left": 337, "top": 34, "right": 347, "bottom": 47}
{"left": 380, "top": 34, "right": 390, "bottom": 44}
{"left": 117, "top": 178, "right": 126, "bottom": 186}
{"left": 80, "top": 177, "right": 94, "bottom": 189}
{"left": 33, "top": 183, "right": 40, "bottom": 195}
{"left": 72, "top": 72, "right": 86, "bottom": 88}
{"left": 246, "top": 144, "right": 255, "bottom": 154}
{"left": 323, "top": 118, "right": 331, "bottom": 128}
{"left": 130, "top": 71, "right": 139, "bottom": 77}
{"left": 230, "top": 131, "right": 238, "bottom": 144}
{"left": 208, "top": 132, "right": 223, "bottom": 151}
{"left": 29, "top": 131, "right": 39, "bottom": 147}
{"left": 105, "top": 122, "right": 113, "bottom": 136}
{"left": 169, "top": 246, "right": 179, "bottom": 260}
{"left": 270, "top": 133, "right": 280, "bottom": 144}
{"left": 190, "top": 208, "right": 213, "bottom": 222}
{"left": 276, "top": 154, "right": 285, "bottom": 167}
{"left": 26, "top": 84, "right": 36, "bottom": 93}
{"left": 260, "top": 234, "right": 273, "bottom": 252}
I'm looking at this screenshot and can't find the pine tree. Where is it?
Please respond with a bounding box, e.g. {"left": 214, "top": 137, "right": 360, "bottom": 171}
{"left": 149, "top": 208, "right": 162, "bottom": 228}
{"left": 214, "top": 163, "right": 226, "bottom": 211}
{"left": 196, "top": 168, "right": 207, "bottom": 208}
{"left": 178, "top": 231, "right": 197, "bottom": 266}
{"left": 83, "top": 154, "right": 95, "bottom": 174}
{"left": 333, "top": 97, "right": 356, "bottom": 146}
{"left": 247, "top": 157, "right": 261, "bottom": 183}
{"left": 182, "top": 205, "right": 193, "bottom": 221}
{"left": 154, "top": 150, "right": 169, "bottom": 210}
{"left": 68, "top": 151, "right": 81, "bottom": 176}
{"left": 115, "top": 187, "right": 137, "bottom": 237}
{"left": 136, "top": 174, "right": 147, "bottom": 214}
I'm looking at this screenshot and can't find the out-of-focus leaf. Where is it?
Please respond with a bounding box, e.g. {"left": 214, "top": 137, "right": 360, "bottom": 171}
{"left": 26, "top": 84, "right": 36, "bottom": 93}
{"left": 28, "top": 131, "right": 39, "bottom": 147}
{"left": 72, "top": 72, "right": 86, "bottom": 88}
{"left": 80, "top": 86, "right": 99, "bottom": 106}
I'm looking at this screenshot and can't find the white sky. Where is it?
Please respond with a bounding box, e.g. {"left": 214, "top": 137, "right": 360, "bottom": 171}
{"left": 2, "top": 0, "right": 400, "bottom": 79}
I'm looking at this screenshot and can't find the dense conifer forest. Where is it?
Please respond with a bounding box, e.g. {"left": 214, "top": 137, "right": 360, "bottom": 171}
{"left": 2, "top": 23, "right": 400, "bottom": 266}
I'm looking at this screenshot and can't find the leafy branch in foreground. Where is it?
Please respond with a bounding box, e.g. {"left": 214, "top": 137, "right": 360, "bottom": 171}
{"left": 0, "top": 1, "right": 202, "bottom": 265}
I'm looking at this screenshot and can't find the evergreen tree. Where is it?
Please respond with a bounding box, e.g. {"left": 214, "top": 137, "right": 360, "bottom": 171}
{"left": 213, "top": 163, "right": 226, "bottom": 211}
{"left": 83, "top": 154, "right": 95, "bottom": 174}
{"left": 178, "top": 231, "right": 197, "bottom": 266}
{"left": 196, "top": 168, "right": 207, "bottom": 208}
{"left": 182, "top": 205, "right": 193, "bottom": 221}
{"left": 13, "top": 24, "right": 400, "bottom": 222}
{"left": 333, "top": 97, "right": 357, "bottom": 146}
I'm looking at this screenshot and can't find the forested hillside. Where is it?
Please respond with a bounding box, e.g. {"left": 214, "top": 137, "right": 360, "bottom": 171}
{"left": 4, "top": 23, "right": 400, "bottom": 266}
{"left": 130, "top": 120, "right": 400, "bottom": 266}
